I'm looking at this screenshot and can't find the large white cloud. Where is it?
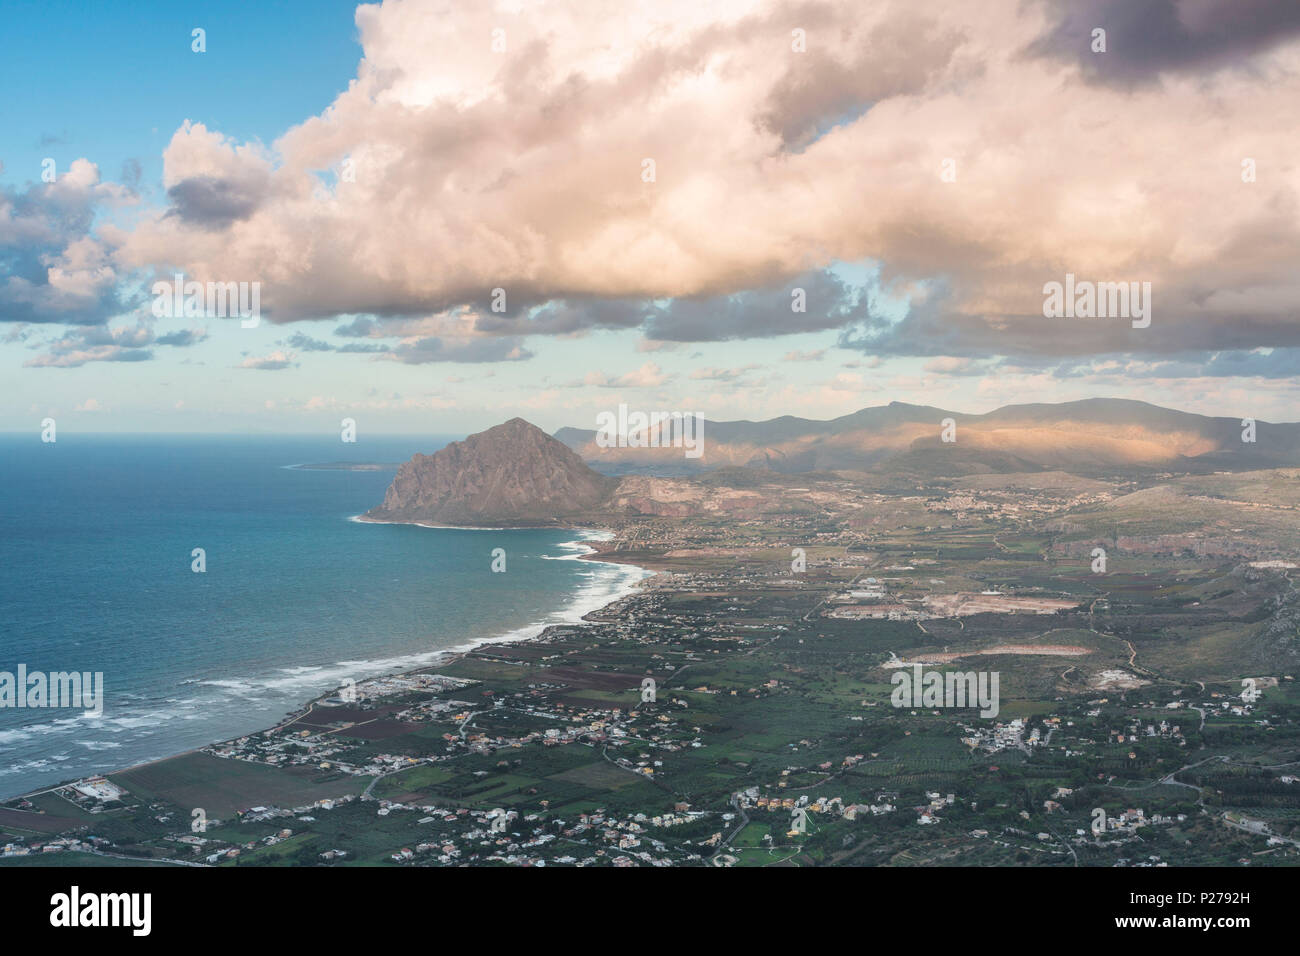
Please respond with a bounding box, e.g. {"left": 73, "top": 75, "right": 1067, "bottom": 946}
{"left": 104, "top": 0, "right": 1300, "bottom": 359}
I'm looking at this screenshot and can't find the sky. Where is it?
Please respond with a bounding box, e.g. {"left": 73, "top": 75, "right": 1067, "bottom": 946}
{"left": 2, "top": 0, "right": 1299, "bottom": 436}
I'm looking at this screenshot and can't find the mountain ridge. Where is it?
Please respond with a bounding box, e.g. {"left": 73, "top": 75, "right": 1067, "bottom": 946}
{"left": 368, "top": 399, "right": 1300, "bottom": 528}
{"left": 554, "top": 398, "right": 1300, "bottom": 477}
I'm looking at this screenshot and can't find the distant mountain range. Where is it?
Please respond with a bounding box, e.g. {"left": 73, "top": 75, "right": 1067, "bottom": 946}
{"left": 554, "top": 398, "right": 1300, "bottom": 477}
{"left": 366, "top": 400, "right": 1300, "bottom": 527}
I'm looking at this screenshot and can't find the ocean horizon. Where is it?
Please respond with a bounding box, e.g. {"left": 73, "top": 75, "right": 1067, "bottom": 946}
{"left": 0, "top": 434, "right": 648, "bottom": 799}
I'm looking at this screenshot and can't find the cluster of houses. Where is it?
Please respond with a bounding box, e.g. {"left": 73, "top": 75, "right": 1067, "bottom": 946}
{"left": 1074, "top": 807, "right": 1189, "bottom": 843}
{"left": 2, "top": 835, "right": 107, "bottom": 857}
{"left": 176, "top": 826, "right": 298, "bottom": 864}
{"left": 329, "top": 673, "right": 475, "bottom": 704}
{"left": 961, "top": 718, "right": 1030, "bottom": 753}
{"left": 739, "top": 786, "right": 905, "bottom": 825}
{"left": 367, "top": 802, "right": 705, "bottom": 867}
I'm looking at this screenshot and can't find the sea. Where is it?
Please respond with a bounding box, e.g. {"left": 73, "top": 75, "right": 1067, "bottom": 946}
{"left": 0, "top": 433, "right": 648, "bottom": 799}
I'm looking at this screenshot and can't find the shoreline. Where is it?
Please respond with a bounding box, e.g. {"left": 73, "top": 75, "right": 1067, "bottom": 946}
{"left": 350, "top": 513, "right": 601, "bottom": 532}
{"left": 12, "top": 527, "right": 655, "bottom": 804}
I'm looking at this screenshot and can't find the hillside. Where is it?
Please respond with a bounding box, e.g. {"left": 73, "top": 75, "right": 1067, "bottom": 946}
{"left": 556, "top": 399, "right": 1300, "bottom": 477}
{"left": 364, "top": 418, "right": 618, "bottom": 527}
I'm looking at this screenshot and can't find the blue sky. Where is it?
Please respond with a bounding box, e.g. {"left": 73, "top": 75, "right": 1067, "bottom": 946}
{"left": 3, "top": 0, "right": 1298, "bottom": 435}
{"left": 0, "top": 0, "right": 361, "bottom": 193}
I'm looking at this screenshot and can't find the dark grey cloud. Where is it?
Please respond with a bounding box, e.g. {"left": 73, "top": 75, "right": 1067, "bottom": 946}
{"left": 155, "top": 327, "right": 207, "bottom": 347}
{"left": 474, "top": 297, "right": 646, "bottom": 337}
{"left": 476, "top": 269, "right": 876, "bottom": 342}
{"left": 1027, "top": 0, "right": 1300, "bottom": 85}
{"left": 23, "top": 325, "right": 154, "bottom": 367}
{"left": 962, "top": 347, "right": 1300, "bottom": 383}
{"left": 388, "top": 336, "right": 533, "bottom": 364}
{"left": 1110, "top": 348, "right": 1300, "bottom": 380}
{"left": 644, "top": 269, "right": 874, "bottom": 342}
{"left": 283, "top": 330, "right": 388, "bottom": 354}
{"left": 840, "top": 269, "right": 1300, "bottom": 361}
{"left": 319, "top": 317, "right": 520, "bottom": 361}
{"left": 333, "top": 317, "right": 379, "bottom": 338}
{"left": 165, "top": 174, "right": 267, "bottom": 228}
{"left": 24, "top": 321, "right": 209, "bottom": 367}
{"left": 284, "top": 332, "right": 336, "bottom": 352}
{"left": 760, "top": 11, "right": 963, "bottom": 151}
{"left": 1198, "top": 348, "right": 1300, "bottom": 378}
{"left": 473, "top": 270, "right": 876, "bottom": 342}
{"left": 468, "top": 268, "right": 888, "bottom": 345}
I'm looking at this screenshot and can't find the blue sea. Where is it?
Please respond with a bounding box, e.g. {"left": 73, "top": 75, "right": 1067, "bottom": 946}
{"left": 0, "top": 434, "right": 647, "bottom": 798}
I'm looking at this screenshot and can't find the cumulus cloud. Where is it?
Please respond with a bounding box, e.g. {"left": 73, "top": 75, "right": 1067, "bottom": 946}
{"left": 23, "top": 320, "right": 207, "bottom": 367}
{"left": 72, "top": 0, "right": 1300, "bottom": 366}
{"left": 160, "top": 121, "right": 275, "bottom": 229}
{"left": 1, "top": 159, "right": 133, "bottom": 325}
{"left": 155, "top": 327, "right": 208, "bottom": 347}
{"left": 240, "top": 350, "right": 298, "bottom": 370}
{"left": 24, "top": 322, "right": 151, "bottom": 367}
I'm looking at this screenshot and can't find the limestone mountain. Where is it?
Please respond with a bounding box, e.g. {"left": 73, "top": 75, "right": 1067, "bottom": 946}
{"left": 365, "top": 418, "right": 618, "bottom": 526}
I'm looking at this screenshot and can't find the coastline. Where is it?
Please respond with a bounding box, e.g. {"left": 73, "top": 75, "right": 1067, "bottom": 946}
{"left": 350, "top": 513, "right": 595, "bottom": 531}
{"left": 13, "top": 527, "right": 656, "bottom": 804}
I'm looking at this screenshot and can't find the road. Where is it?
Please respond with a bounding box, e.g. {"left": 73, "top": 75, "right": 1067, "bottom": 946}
{"left": 709, "top": 791, "right": 751, "bottom": 864}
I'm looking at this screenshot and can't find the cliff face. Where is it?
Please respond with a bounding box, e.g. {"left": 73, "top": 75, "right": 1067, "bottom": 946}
{"left": 365, "top": 418, "right": 618, "bottom": 526}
